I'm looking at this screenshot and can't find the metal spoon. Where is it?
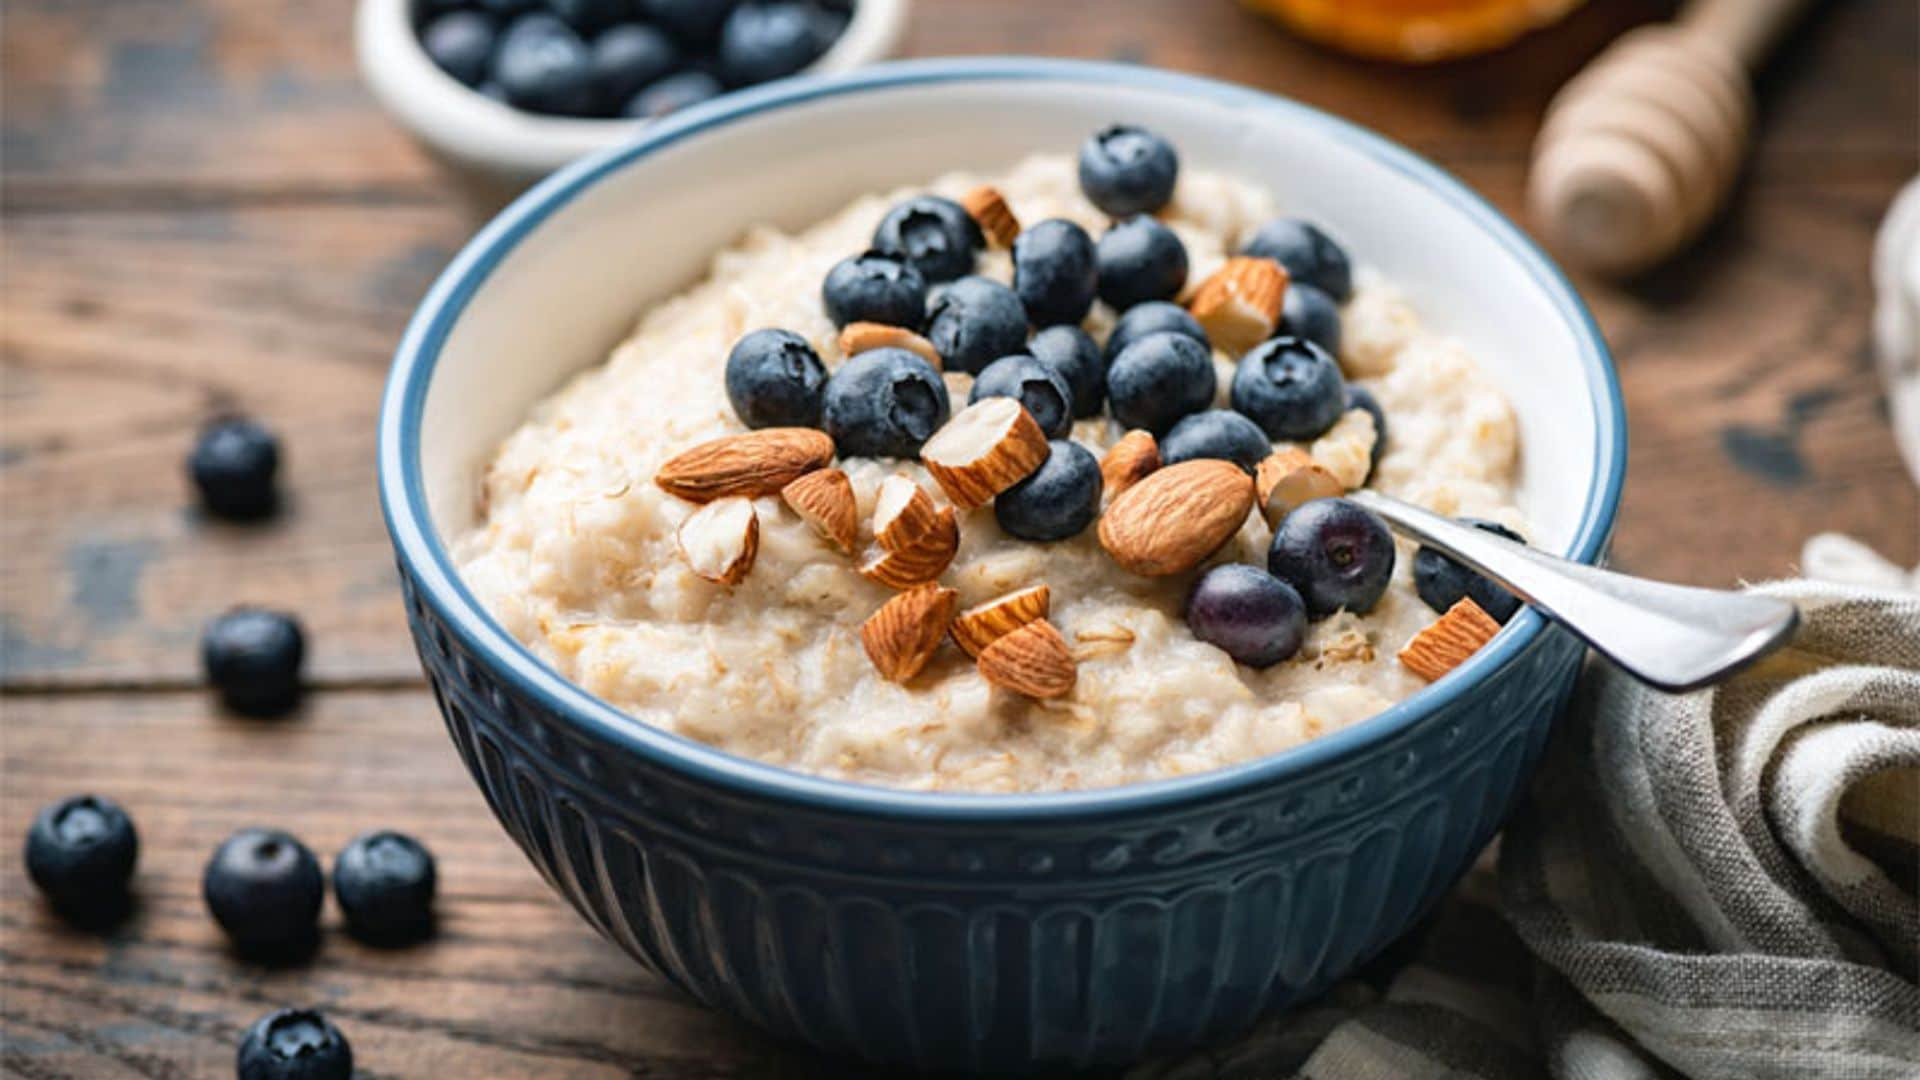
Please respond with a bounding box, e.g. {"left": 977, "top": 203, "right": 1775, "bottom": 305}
{"left": 1348, "top": 489, "right": 1800, "bottom": 693}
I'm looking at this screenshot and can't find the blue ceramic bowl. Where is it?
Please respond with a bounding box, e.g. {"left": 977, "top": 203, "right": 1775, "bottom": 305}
{"left": 379, "top": 59, "right": 1623, "bottom": 1071}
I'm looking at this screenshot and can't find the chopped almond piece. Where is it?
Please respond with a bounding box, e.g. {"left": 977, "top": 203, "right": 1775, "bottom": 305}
{"left": 1256, "top": 448, "right": 1345, "bottom": 525}
{"left": 977, "top": 619, "right": 1077, "bottom": 699}
{"left": 862, "top": 584, "right": 959, "bottom": 683}
{"left": 1398, "top": 598, "right": 1502, "bottom": 682}
{"left": 961, "top": 184, "right": 1021, "bottom": 248}
{"left": 1188, "top": 256, "right": 1288, "bottom": 355}
{"left": 921, "top": 398, "right": 1050, "bottom": 509}
{"left": 1099, "top": 430, "right": 1161, "bottom": 501}
{"left": 950, "top": 584, "right": 1051, "bottom": 658}
{"left": 781, "top": 468, "right": 858, "bottom": 553}
{"left": 873, "top": 475, "right": 943, "bottom": 552}
{"left": 858, "top": 507, "right": 959, "bottom": 588}
{"left": 839, "top": 322, "right": 943, "bottom": 370}
{"left": 675, "top": 497, "right": 759, "bottom": 585}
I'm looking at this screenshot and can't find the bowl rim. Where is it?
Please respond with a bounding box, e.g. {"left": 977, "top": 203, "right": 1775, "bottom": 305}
{"left": 378, "top": 56, "right": 1625, "bottom": 823}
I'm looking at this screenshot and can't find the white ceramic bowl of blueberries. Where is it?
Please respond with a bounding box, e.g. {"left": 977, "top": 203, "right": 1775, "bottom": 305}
{"left": 357, "top": 0, "right": 910, "bottom": 188}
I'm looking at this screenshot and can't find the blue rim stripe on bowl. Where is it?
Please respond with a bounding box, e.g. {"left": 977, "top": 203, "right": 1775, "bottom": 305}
{"left": 378, "top": 57, "right": 1626, "bottom": 822}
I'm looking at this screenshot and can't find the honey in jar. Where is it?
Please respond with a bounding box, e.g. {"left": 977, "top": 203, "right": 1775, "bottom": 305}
{"left": 1243, "top": 0, "right": 1587, "bottom": 62}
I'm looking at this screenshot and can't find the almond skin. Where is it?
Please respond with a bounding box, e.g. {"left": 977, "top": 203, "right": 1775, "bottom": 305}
{"left": 862, "top": 584, "right": 959, "bottom": 683}
{"left": 656, "top": 428, "right": 835, "bottom": 503}
{"left": 950, "top": 584, "right": 1051, "bottom": 658}
{"left": 1097, "top": 459, "right": 1255, "bottom": 576}
{"left": 921, "top": 398, "right": 1050, "bottom": 509}
{"left": 840, "top": 322, "right": 943, "bottom": 370}
{"left": 858, "top": 506, "right": 960, "bottom": 588}
{"left": 1256, "top": 448, "right": 1345, "bottom": 525}
{"left": 961, "top": 184, "right": 1021, "bottom": 248}
{"left": 977, "top": 619, "right": 1077, "bottom": 699}
{"left": 1398, "top": 598, "right": 1501, "bottom": 682}
{"left": 781, "top": 468, "right": 858, "bottom": 553}
{"left": 1099, "top": 430, "right": 1162, "bottom": 501}
{"left": 675, "top": 497, "right": 759, "bottom": 585}
{"left": 1188, "top": 256, "right": 1288, "bottom": 355}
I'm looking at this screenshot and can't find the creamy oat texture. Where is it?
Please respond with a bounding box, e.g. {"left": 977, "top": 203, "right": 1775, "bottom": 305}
{"left": 455, "top": 155, "right": 1528, "bottom": 793}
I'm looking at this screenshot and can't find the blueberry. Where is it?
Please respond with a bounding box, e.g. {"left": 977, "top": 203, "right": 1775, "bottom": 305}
{"left": 203, "top": 608, "right": 306, "bottom": 717}
{"left": 640, "top": 0, "right": 739, "bottom": 46}
{"left": 421, "top": 12, "right": 497, "bottom": 87}
{"left": 1096, "top": 215, "right": 1188, "bottom": 310}
{"left": 970, "top": 354, "right": 1074, "bottom": 439}
{"left": 994, "top": 440, "right": 1102, "bottom": 542}
{"left": 717, "top": 1, "right": 824, "bottom": 86}
{"left": 492, "top": 14, "right": 599, "bottom": 116}
{"left": 1414, "top": 518, "right": 1525, "bottom": 624}
{"left": 1103, "top": 299, "right": 1207, "bottom": 364}
{"left": 1107, "top": 331, "right": 1216, "bottom": 436}
{"left": 189, "top": 416, "right": 280, "bottom": 521}
{"left": 1242, "top": 218, "right": 1352, "bottom": 302}
{"left": 1012, "top": 218, "right": 1098, "bottom": 327}
{"left": 334, "top": 831, "right": 437, "bottom": 945}
{"left": 590, "top": 23, "right": 677, "bottom": 106}
{"left": 821, "top": 348, "right": 950, "bottom": 459}
{"left": 1029, "top": 325, "right": 1104, "bottom": 419}
{"left": 475, "top": 0, "right": 540, "bottom": 15}
{"left": 1160, "top": 410, "right": 1272, "bottom": 475}
{"left": 1185, "top": 564, "right": 1308, "bottom": 668}
{"left": 724, "top": 328, "right": 827, "bottom": 428}
{"left": 1279, "top": 282, "right": 1341, "bottom": 356}
{"left": 237, "top": 1008, "right": 353, "bottom": 1080}
{"left": 1345, "top": 384, "right": 1388, "bottom": 480}
{"left": 1267, "top": 497, "right": 1396, "bottom": 618}
{"left": 204, "top": 828, "right": 325, "bottom": 959}
{"left": 872, "top": 196, "right": 982, "bottom": 284}
{"left": 25, "top": 795, "right": 138, "bottom": 921}
{"left": 1077, "top": 124, "right": 1179, "bottom": 217}
{"left": 550, "top": 0, "right": 629, "bottom": 34}
{"left": 925, "top": 275, "right": 1027, "bottom": 374}
{"left": 1231, "top": 336, "right": 1346, "bottom": 441}
{"left": 821, "top": 250, "right": 926, "bottom": 330}
{"left": 623, "top": 70, "right": 722, "bottom": 118}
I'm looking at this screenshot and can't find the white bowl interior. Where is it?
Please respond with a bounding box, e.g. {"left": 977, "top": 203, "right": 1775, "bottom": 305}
{"left": 416, "top": 76, "right": 1607, "bottom": 560}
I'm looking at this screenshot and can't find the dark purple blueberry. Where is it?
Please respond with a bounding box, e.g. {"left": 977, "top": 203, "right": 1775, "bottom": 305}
{"left": 1231, "top": 336, "right": 1345, "bottom": 441}
{"left": 420, "top": 11, "right": 498, "bottom": 88}
{"left": 203, "top": 828, "right": 324, "bottom": 960}
{"left": 333, "top": 831, "right": 437, "bottom": 945}
{"left": 1107, "top": 331, "right": 1216, "bottom": 436}
{"left": 549, "top": 0, "right": 630, "bottom": 34}
{"left": 994, "top": 440, "right": 1102, "bottom": 542}
{"left": 925, "top": 275, "right": 1027, "bottom": 374}
{"left": 1029, "top": 325, "right": 1105, "bottom": 418}
{"left": 822, "top": 250, "right": 926, "bottom": 330}
{"left": 589, "top": 22, "right": 677, "bottom": 106}
{"left": 1279, "top": 282, "right": 1341, "bottom": 356}
{"left": 1242, "top": 218, "right": 1352, "bottom": 302}
{"left": 1185, "top": 564, "right": 1307, "bottom": 668}
{"left": 873, "top": 196, "right": 983, "bottom": 284}
{"left": 970, "top": 354, "right": 1074, "bottom": 439}
{"left": 202, "top": 608, "right": 306, "bottom": 718}
{"left": 622, "top": 70, "right": 722, "bottom": 118}
{"left": 640, "top": 0, "right": 740, "bottom": 46}
{"left": 492, "top": 14, "right": 599, "bottom": 116}
{"left": 1104, "top": 299, "right": 1207, "bottom": 363}
{"left": 189, "top": 416, "right": 280, "bottom": 521}
{"left": 1345, "top": 383, "right": 1388, "bottom": 480}
{"left": 821, "top": 347, "right": 950, "bottom": 459}
{"left": 716, "top": 1, "right": 824, "bottom": 86}
{"left": 1077, "top": 125, "right": 1179, "bottom": 217}
{"left": 724, "top": 328, "right": 827, "bottom": 428}
{"left": 25, "top": 794, "right": 138, "bottom": 921}
{"left": 1160, "top": 410, "right": 1272, "bottom": 475}
{"left": 1012, "top": 218, "right": 1098, "bottom": 327}
{"left": 1267, "top": 497, "right": 1396, "bottom": 618}
{"left": 236, "top": 1008, "right": 353, "bottom": 1080}
{"left": 1414, "top": 518, "right": 1525, "bottom": 624}
{"left": 1096, "top": 215, "right": 1188, "bottom": 311}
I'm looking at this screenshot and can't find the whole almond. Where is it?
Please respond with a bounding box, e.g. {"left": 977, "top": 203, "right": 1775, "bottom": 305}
{"left": 1097, "top": 459, "right": 1255, "bottom": 576}
{"left": 859, "top": 506, "right": 960, "bottom": 588}
{"left": 1099, "top": 430, "right": 1161, "bottom": 501}
{"left": 781, "top": 468, "right": 858, "bottom": 553}
{"left": 950, "top": 584, "right": 1051, "bottom": 658}
{"left": 675, "top": 497, "right": 759, "bottom": 585}
{"left": 977, "top": 619, "right": 1077, "bottom": 699}
{"left": 656, "top": 428, "right": 835, "bottom": 503}
{"left": 961, "top": 184, "right": 1021, "bottom": 248}
{"left": 921, "top": 398, "right": 1050, "bottom": 509}
{"left": 840, "top": 322, "right": 943, "bottom": 370}
{"left": 862, "top": 584, "right": 959, "bottom": 683}
{"left": 1398, "top": 598, "right": 1501, "bottom": 682}
{"left": 1188, "top": 256, "right": 1288, "bottom": 355}
{"left": 1256, "top": 448, "right": 1345, "bottom": 525}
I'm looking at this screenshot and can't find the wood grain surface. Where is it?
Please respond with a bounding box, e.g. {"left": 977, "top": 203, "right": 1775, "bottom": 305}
{"left": 3, "top": 0, "right": 1915, "bottom": 1075}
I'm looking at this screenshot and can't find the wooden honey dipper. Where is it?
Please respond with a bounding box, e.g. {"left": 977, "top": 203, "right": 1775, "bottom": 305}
{"left": 1529, "top": 0, "right": 1815, "bottom": 275}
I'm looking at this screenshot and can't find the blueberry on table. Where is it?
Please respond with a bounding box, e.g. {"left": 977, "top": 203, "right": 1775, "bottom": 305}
{"left": 641, "top": 0, "right": 740, "bottom": 47}
{"left": 25, "top": 794, "right": 138, "bottom": 922}
{"left": 203, "top": 828, "right": 325, "bottom": 960}
{"left": 333, "top": 831, "right": 437, "bottom": 945}
{"left": 1186, "top": 564, "right": 1308, "bottom": 668}
{"left": 236, "top": 1008, "right": 353, "bottom": 1080}
{"left": 995, "top": 440, "right": 1102, "bottom": 542}
{"left": 203, "top": 608, "right": 306, "bottom": 717}
{"left": 1345, "top": 383, "right": 1388, "bottom": 479}
{"left": 925, "top": 275, "right": 1028, "bottom": 375}
{"left": 1029, "top": 325, "right": 1105, "bottom": 419}
{"left": 1104, "top": 299, "right": 1208, "bottom": 364}
{"left": 822, "top": 250, "right": 927, "bottom": 330}
{"left": 717, "top": 1, "right": 825, "bottom": 86}
{"left": 1279, "top": 281, "right": 1342, "bottom": 356}
{"left": 1107, "top": 330, "right": 1217, "bottom": 436}
{"left": 1242, "top": 218, "right": 1353, "bottom": 302}
{"left": 1160, "top": 410, "right": 1272, "bottom": 475}
{"left": 821, "top": 347, "right": 950, "bottom": 459}
{"left": 970, "top": 354, "right": 1074, "bottom": 439}
{"left": 420, "top": 11, "right": 497, "bottom": 88}
{"left": 623, "top": 70, "right": 722, "bottom": 118}
{"left": 1231, "top": 336, "right": 1346, "bottom": 441}
{"left": 590, "top": 23, "right": 678, "bottom": 107}
{"left": 872, "top": 196, "right": 983, "bottom": 284}
{"left": 1096, "top": 215, "right": 1188, "bottom": 311}
{"left": 1415, "top": 518, "right": 1526, "bottom": 624}
{"left": 492, "top": 14, "right": 600, "bottom": 116}
{"left": 1268, "top": 497, "right": 1396, "bottom": 618}
{"left": 1078, "top": 124, "right": 1179, "bottom": 217}
{"left": 1012, "top": 218, "right": 1098, "bottom": 327}
{"left": 189, "top": 416, "right": 281, "bottom": 521}
{"left": 549, "top": 0, "right": 629, "bottom": 34}
{"left": 725, "top": 328, "right": 827, "bottom": 429}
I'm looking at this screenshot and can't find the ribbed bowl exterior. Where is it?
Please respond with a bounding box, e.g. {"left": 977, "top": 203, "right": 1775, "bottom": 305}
{"left": 400, "top": 567, "right": 1584, "bottom": 1071}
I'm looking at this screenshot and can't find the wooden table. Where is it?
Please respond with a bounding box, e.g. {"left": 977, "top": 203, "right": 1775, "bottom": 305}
{"left": 3, "top": 0, "right": 1914, "bottom": 1074}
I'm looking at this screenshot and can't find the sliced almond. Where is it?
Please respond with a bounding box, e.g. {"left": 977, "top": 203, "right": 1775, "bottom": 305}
{"left": 1398, "top": 598, "right": 1501, "bottom": 682}
{"left": 950, "top": 584, "right": 1051, "bottom": 658}
{"left": 961, "top": 184, "right": 1021, "bottom": 248}
{"left": 1188, "top": 256, "right": 1288, "bottom": 355}
{"left": 656, "top": 428, "right": 835, "bottom": 503}
{"left": 921, "top": 398, "right": 1049, "bottom": 509}
{"left": 858, "top": 506, "right": 959, "bottom": 588}
{"left": 1097, "top": 459, "right": 1255, "bottom": 576}
{"left": 861, "top": 584, "right": 959, "bottom": 683}
{"left": 839, "top": 322, "right": 943, "bottom": 370}
{"left": 675, "top": 497, "right": 759, "bottom": 585}
{"left": 1099, "top": 430, "right": 1161, "bottom": 501}
{"left": 1256, "top": 448, "right": 1346, "bottom": 525}
{"left": 977, "top": 619, "right": 1077, "bottom": 699}
{"left": 781, "top": 468, "right": 858, "bottom": 553}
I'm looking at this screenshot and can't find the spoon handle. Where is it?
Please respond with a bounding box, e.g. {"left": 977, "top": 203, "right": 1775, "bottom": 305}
{"left": 1347, "top": 490, "right": 1799, "bottom": 693}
